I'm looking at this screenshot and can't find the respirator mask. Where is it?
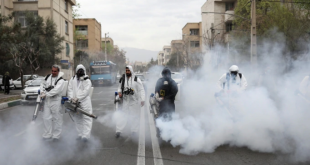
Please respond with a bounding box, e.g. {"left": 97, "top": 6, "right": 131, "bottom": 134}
{"left": 77, "top": 68, "right": 85, "bottom": 81}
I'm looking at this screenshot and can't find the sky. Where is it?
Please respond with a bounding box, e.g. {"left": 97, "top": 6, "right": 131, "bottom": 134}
{"left": 76, "top": 0, "right": 205, "bottom": 51}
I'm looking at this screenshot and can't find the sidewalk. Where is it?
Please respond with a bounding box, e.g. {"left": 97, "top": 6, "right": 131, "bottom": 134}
{"left": 0, "top": 90, "right": 22, "bottom": 110}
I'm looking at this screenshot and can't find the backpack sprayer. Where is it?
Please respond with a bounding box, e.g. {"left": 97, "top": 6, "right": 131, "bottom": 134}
{"left": 61, "top": 97, "right": 97, "bottom": 119}
{"left": 149, "top": 93, "right": 159, "bottom": 118}
{"left": 114, "top": 92, "right": 123, "bottom": 111}
{"left": 32, "top": 89, "right": 44, "bottom": 121}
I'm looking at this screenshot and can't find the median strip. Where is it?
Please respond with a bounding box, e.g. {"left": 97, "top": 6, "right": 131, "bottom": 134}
{"left": 0, "top": 96, "right": 21, "bottom": 110}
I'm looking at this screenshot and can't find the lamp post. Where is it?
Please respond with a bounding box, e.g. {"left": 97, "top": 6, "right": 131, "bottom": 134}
{"left": 105, "top": 32, "right": 109, "bottom": 61}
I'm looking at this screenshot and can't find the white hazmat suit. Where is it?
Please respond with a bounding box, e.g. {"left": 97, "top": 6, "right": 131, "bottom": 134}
{"left": 116, "top": 65, "right": 145, "bottom": 134}
{"left": 218, "top": 65, "right": 248, "bottom": 91}
{"left": 67, "top": 64, "right": 93, "bottom": 139}
{"left": 40, "top": 72, "right": 65, "bottom": 139}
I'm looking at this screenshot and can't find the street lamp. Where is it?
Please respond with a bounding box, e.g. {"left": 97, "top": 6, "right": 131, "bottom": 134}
{"left": 105, "top": 32, "right": 109, "bottom": 61}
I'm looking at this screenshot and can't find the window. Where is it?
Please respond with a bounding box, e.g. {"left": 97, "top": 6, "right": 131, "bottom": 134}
{"left": 190, "top": 29, "right": 199, "bottom": 35}
{"left": 226, "top": 23, "right": 233, "bottom": 32}
{"left": 226, "top": 2, "right": 235, "bottom": 11}
{"left": 66, "top": 43, "right": 70, "bottom": 57}
{"left": 65, "top": 21, "right": 68, "bottom": 34}
{"left": 65, "top": 0, "right": 68, "bottom": 12}
{"left": 15, "top": 11, "right": 38, "bottom": 28}
{"left": 190, "top": 41, "right": 200, "bottom": 48}
{"left": 76, "top": 40, "right": 88, "bottom": 49}
{"left": 75, "top": 25, "right": 88, "bottom": 35}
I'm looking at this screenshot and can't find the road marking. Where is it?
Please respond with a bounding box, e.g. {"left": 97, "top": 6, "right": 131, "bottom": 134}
{"left": 137, "top": 105, "right": 145, "bottom": 165}
{"left": 147, "top": 103, "right": 164, "bottom": 165}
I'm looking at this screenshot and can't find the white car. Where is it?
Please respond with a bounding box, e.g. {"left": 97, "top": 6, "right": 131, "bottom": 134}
{"left": 25, "top": 76, "right": 45, "bottom": 87}
{"left": 21, "top": 79, "right": 43, "bottom": 104}
{"left": 13, "top": 74, "right": 38, "bottom": 88}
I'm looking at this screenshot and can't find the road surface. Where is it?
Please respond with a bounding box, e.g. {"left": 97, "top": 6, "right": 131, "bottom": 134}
{"left": 0, "top": 84, "right": 307, "bottom": 165}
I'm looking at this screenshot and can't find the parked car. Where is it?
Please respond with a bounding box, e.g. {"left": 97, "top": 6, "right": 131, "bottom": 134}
{"left": 25, "top": 76, "right": 45, "bottom": 87}
{"left": 13, "top": 74, "right": 38, "bottom": 89}
{"left": 21, "top": 79, "right": 43, "bottom": 105}
{"left": 0, "top": 75, "right": 15, "bottom": 90}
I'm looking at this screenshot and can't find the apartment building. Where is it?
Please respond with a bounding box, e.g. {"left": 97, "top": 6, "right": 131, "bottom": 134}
{"left": 163, "top": 46, "right": 171, "bottom": 65}
{"left": 74, "top": 18, "right": 102, "bottom": 54}
{"left": 182, "top": 22, "right": 202, "bottom": 53}
{"left": 201, "top": 0, "right": 236, "bottom": 51}
{"left": 157, "top": 51, "right": 164, "bottom": 65}
{"left": 0, "top": 0, "right": 76, "bottom": 79}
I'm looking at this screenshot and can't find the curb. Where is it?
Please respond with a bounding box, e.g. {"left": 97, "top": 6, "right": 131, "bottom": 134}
{"left": 0, "top": 99, "right": 21, "bottom": 110}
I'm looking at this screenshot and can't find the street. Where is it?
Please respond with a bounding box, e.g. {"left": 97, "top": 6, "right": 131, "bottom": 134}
{"left": 0, "top": 84, "right": 307, "bottom": 165}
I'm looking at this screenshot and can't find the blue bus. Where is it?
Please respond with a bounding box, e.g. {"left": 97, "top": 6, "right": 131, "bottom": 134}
{"left": 90, "top": 61, "right": 117, "bottom": 85}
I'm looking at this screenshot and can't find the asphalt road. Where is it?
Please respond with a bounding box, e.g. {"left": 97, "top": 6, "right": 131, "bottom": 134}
{"left": 0, "top": 84, "right": 308, "bottom": 165}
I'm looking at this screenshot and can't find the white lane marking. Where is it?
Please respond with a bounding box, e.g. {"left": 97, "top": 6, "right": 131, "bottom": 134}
{"left": 137, "top": 105, "right": 145, "bottom": 165}
{"left": 147, "top": 103, "right": 164, "bottom": 165}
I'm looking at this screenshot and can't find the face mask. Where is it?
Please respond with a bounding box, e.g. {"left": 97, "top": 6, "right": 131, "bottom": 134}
{"left": 77, "top": 69, "right": 85, "bottom": 79}
{"left": 231, "top": 71, "right": 238, "bottom": 79}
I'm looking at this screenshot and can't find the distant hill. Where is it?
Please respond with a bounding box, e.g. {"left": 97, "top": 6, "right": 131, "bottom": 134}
{"left": 122, "top": 47, "right": 158, "bottom": 63}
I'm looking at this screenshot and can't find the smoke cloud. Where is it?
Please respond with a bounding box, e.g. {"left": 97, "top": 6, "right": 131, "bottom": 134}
{"left": 155, "top": 31, "right": 310, "bottom": 162}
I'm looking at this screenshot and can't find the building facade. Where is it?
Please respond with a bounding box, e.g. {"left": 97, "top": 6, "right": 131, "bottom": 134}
{"left": 0, "top": 0, "right": 76, "bottom": 79}
{"left": 201, "top": 0, "right": 236, "bottom": 51}
{"left": 74, "top": 18, "right": 102, "bottom": 55}
{"left": 182, "top": 22, "right": 202, "bottom": 53}
{"left": 157, "top": 51, "right": 164, "bottom": 65}
{"left": 101, "top": 37, "right": 114, "bottom": 47}
{"left": 163, "top": 46, "right": 171, "bottom": 65}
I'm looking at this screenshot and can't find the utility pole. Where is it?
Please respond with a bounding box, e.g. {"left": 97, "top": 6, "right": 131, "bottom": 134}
{"left": 104, "top": 32, "right": 109, "bottom": 61}
{"left": 251, "top": 0, "right": 257, "bottom": 66}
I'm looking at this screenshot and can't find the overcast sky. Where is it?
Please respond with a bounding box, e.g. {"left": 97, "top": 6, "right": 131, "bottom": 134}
{"left": 76, "top": 0, "right": 205, "bottom": 51}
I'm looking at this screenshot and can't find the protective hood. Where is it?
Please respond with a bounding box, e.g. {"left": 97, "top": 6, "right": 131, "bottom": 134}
{"left": 76, "top": 64, "right": 86, "bottom": 73}
{"left": 229, "top": 65, "right": 239, "bottom": 72}
{"left": 58, "top": 71, "right": 64, "bottom": 79}
{"left": 126, "top": 65, "right": 135, "bottom": 78}
{"left": 162, "top": 67, "right": 171, "bottom": 78}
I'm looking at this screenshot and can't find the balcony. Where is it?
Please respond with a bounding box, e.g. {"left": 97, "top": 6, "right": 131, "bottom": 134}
{"left": 225, "top": 10, "right": 235, "bottom": 22}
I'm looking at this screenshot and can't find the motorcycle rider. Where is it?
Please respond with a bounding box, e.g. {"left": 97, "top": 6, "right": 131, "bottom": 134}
{"left": 155, "top": 67, "right": 178, "bottom": 120}
{"left": 116, "top": 65, "right": 145, "bottom": 138}
{"left": 40, "top": 65, "right": 65, "bottom": 141}
{"left": 67, "top": 64, "right": 93, "bottom": 142}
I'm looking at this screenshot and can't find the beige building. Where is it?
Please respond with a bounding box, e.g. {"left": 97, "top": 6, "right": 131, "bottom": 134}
{"left": 157, "top": 51, "right": 164, "bottom": 65}
{"left": 74, "top": 18, "right": 102, "bottom": 54}
{"left": 201, "top": 0, "right": 236, "bottom": 51}
{"left": 163, "top": 46, "right": 171, "bottom": 65}
{"left": 0, "top": 0, "right": 76, "bottom": 79}
{"left": 182, "top": 22, "right": 203, "bottom": 53}
{"left": 102, "top": 37, "right": 114, "bottom": 47}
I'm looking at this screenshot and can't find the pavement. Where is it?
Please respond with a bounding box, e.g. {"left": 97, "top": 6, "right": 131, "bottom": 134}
{"left": 0, "top": 89, "right": 22, "bottom": 99}
{"left": 0, "top": 84, "right": 308, "bottom": 165}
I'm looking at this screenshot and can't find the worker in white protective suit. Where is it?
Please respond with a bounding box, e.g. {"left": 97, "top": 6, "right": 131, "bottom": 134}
{"left": 40, "top": 65, "right": 65, "bottom": 141}
{"left": 67, "top": 64, "right": 93, "bottom": 142}
{"left": 218, "top": 65, "right": 248, "bottom": 92}
{"left": 216, "top": 65, "right": 248, "bottom": 115}
{"left": 115, "top": 65, "right": 145, "bottom": 138}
